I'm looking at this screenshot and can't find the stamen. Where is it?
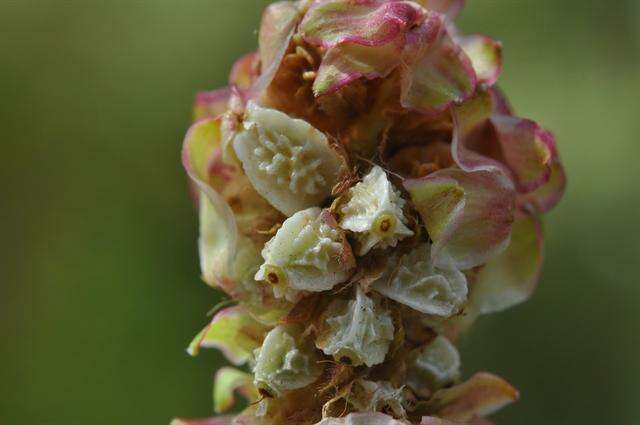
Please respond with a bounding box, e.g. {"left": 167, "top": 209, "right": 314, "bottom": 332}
{"left": 295, "top": 46, "right": 316, "bottom": 67}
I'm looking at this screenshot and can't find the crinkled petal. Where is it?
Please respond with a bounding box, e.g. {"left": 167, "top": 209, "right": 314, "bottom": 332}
{"left": 187, "top": 306, "right": 269, "bottom": 365}
{"left": 404, "top": 168, "right": 515, "bottom": 270}
{"left": 182, "top": 119, "right": 238, "bottom": 287}
{"left": 301, "top": 0, "right": 421, "bottom": 49}
{"left": 314, "top": 39, "right": 402, "bottom": 96}
{"left": 470, "top": 211, "right": 543, "bottom": 314}
{"left": 315, "top": 412, "right": 410, "bottom": 425}
{"left": 316, "top": 286, "right": 394, "bottom": 367}
{"left": 193, "top": 88, "right": 231, "bottom": 121}
{"left": 457, "top": 35, "right": 502, "bottom": 86}
{"left": 428, "top": 372, "right": 519, "bottom": 421}
{"left": 255, "top": 208, "right": 356, "bottom": 301}
{"left": 414, "top": 0, "right": 465, "bottom": 20}
{"left": 254, "top": 1, "right": 300, "bottom": 93}
{"left": 230, "top": 52, "right": 259, "bottom": 91}
{"left": 253, "top": 325, "right": 323, "bottom": 397}
{"left": 214, "top": 367, "right": 257, "bottom": 414}
{"left": 400, "top": 14, "right": 477, "bottom": 115}
{"left": 373, "top": 244, "right": 468, "bottom": 317}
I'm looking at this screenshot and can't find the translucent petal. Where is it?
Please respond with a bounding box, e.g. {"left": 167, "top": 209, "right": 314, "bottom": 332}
{"left": 187, "top": 306, "right": 269, "bottom": 365}
{"left": 313, "top": 39, "right": 402, "bottom": 96}
{"left": 458, "top": 35, "right": 502, "bottom": 86}
{"left": 182, "top": 119, "right": 239, "bottom": 288}
{"left": 404, "top": 168, "right": 516, "bottom": 270}
{"left": 452, "top": 90, "right": 566, "bottom": 210}
{"left": 213, "top": 367, "right": 257, "bottom": 414}
{"left": 470, "top": 211, "right": 543, "bottom": 314}
{"left": 407, "top": 336, "right": 460, "bottom": 395}
{"left": 254, "top": 1, "right": 300, "bottom": 93}
{"left": 428, "top": 372, "right": 519, "bottom": 421}
{"left": 301, "top": 0, "right": 421, "bottom": 49}
{"left": 400, "top": 14, "right": 476, "bottom": 115}
{"left": 193, "top": 88, "right": 231, "bottom": 121}
{"left": 229, "top": 52, "right": 259, "bottom": 91}
{"left": 517, "top": 154, "right": 566, "bottom": 213}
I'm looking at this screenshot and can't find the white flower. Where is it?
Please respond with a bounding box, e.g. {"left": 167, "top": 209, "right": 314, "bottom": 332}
{"left": 233, "top": 101, "right": 346, "bottom": 216}
{"left": 255, "top": 207, "right": 355, "bottom": 302}
{"left": 373, "top": 244, "right": 468, "bottom": 317}
{"left": 316, "top": 286, "right": 394, "bottom": 367}
{"left": 253, "top": 325, "right": 322, "bottom": 397}
{"left": 339, "top": 165, "right": 413, "bottom": 255}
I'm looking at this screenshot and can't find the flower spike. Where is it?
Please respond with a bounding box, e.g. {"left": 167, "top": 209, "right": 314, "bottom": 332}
{"left": 179, "top": 1, "right": 565, "bottom": 423}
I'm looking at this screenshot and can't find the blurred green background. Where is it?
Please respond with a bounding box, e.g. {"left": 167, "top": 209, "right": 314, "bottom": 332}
{"left": 1, "top": 0, "right": 639, "bottom": 424}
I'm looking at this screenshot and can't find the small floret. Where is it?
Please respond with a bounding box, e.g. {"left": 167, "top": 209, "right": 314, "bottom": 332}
{"left": 339, "top": 165, "right": 413, "bottom": 255}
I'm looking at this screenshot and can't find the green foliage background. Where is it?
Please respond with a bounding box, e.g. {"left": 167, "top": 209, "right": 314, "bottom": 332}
{"left": 1, "top": 1, "right": 639, "bottom": 423}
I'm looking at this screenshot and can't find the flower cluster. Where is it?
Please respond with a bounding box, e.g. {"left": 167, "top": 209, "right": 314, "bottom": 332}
{"left": 176, "top": 1, "right": 565, "bottom": 424}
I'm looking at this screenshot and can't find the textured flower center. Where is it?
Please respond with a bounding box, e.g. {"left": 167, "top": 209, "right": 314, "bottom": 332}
{"left": 254, "top": 127, "right": 326, "bottom": 195}
{"left": 263, "top": 265, "right": 287, "bottom": 286}
{"left": 373, "top": 213, "right": 396, "bottom": 236}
